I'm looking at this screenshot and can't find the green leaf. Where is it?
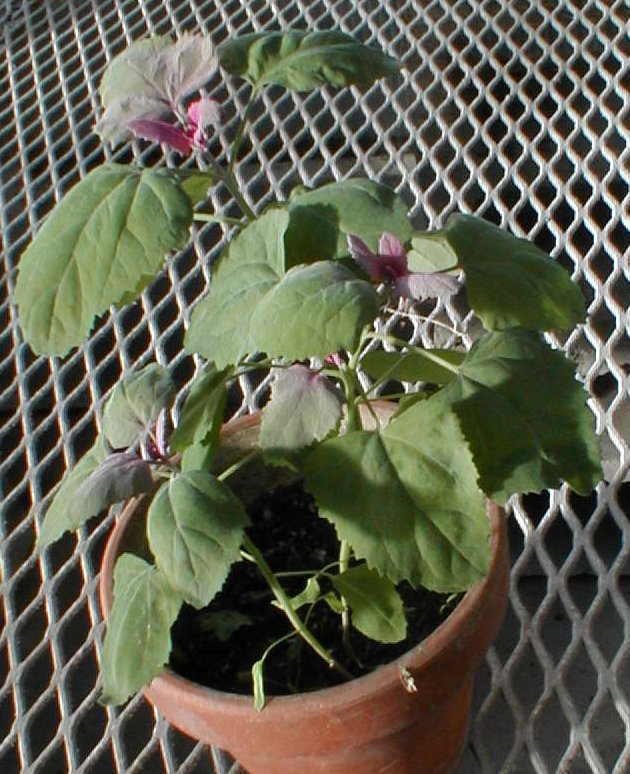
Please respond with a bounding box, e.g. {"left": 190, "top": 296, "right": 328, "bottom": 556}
{"left": 260, "top": 365, "right": 343, "bottom": 454}
{"left": 251, "top": 657, "right": 266, "bottom": 712}
{"left": 286, "top": 577, "right": 321, "bottom": 611}
{"left": 170, "top": 365, "right": 230, "bottom": 453}
{"left": 100, "top": 37, "right": 172, "bottom": 104}
{"left": 180, "top": 442, "right": 215, "bottom": 473}
{"left": 444, "top": 214, "right": 586, "bottom": 331}
{"left": 38, "top": 439, "right": 108, "bottom": 546}
{"left": 441, "top": 330, "right": 602, "bottom": 502}
{"left": 332, "top": 564, "right": 406, "bottom": 643}
{"left": 103, "top": 364, "right": 176, "bottom": 449}
{"left": 147, "top": 471, "right": 250, "bottom": 608}
{"left": 15, "top": 165, "right": 193, "bottom": 356}
{"left": 251, "top": 261, "right": 380, "bottom": 361}
{"left": 407, "top": 231, "right": 459, "bottom": 273}
{"left": 218, "top": 30, "right": 398, "bottom": 92}
{"left": 173, "top": 169, "right": 216, "bottom": 205}
{"left": 187, "top": 216, "right": 379, "bottom": 365}
{"left": 185, "top": 209, "right": 288, "bottom": 366}
{"left": 305, "top": 398, "right": 490, "bottom": 592}
{"left": 100, "top": 554, "right": 181, "bottom": 705}
{"left": 285, "top": 179, "right": 412, "bottom": 266}
{"left": 361, "top": 349, "right": 465, "bottom": 385}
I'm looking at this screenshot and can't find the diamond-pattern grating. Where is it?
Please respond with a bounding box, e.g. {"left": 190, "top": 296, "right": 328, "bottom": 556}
{"left": 1, "top": 1, "right": 628, "bottom": 772}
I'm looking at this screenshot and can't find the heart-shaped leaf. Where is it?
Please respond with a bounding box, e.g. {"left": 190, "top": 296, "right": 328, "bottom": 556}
{"left": 444, "top": 214, "right": 586, "bottom": 331}
{"left": 147, "top": 471, "right": 250, "bottom": 608}
{"left": 100, "top": 554, "right": 182, "bottom": 705}
{"left": 332, "top": 564, "right": 406, "bottom": 643}
{"left": 441, "top": 329, "right": 602, "bottom": 502}
{"left": 15, "top": 165, "right": 192, "bottom": 356}
{"left": 305, "top": 397, "right": 490, "bottom": 592}
{"left": 260, "top": 365, "right": 343, "bottom": 453}
{"left": 219, "top": 30, "right": 398, "bottom": 91}
{"left": 103, "top": 364, "right": 176, "bottom": 449}
{"left": 285, "top": 179, "right": 412, "bottom": 266}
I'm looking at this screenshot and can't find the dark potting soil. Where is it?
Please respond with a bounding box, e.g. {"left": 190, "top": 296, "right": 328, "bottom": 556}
{"left": 169, "top": 483, "right": 458, "bottom": 696}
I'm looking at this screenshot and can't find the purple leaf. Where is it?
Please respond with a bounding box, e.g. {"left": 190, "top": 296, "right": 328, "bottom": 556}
{"left": 347, "top": 235, "right": 387, "bottom": 281}
{"left": 77, "top": 453, "right": 154, "bottom": 515}
{"left": 128, "top": 118, "right": 193, "bottom": 154}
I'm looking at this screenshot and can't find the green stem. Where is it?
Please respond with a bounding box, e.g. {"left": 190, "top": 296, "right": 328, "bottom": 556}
{"left": 193, "top": 213, "right": 247, "bottom": 227}
{"left": 338, "top": 540, "right": 356, "bottom": 659}
{"left": 338, "top": 365, "right": 360, "bottom": 434}
{"left": 371, "top": 333, "right": 461, "bottom": 375}
{"left": 229, "top": 87, "right": 258, "bottom": 173}
{"left": 381, "top": 309, "right": 465, "bottom": 338}
{"left": 242, "top": 535, "right": 353, "bottom": 681}
{"left": 204, "top": 154, "right": 257, "bottom": 222}
{"left": 217, "top": 449, "right": 261, "bottom": 482}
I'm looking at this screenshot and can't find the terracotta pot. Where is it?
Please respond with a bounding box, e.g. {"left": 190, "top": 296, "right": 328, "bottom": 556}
{"left": 100, "top": 409, "right": 510, "bottom": 774}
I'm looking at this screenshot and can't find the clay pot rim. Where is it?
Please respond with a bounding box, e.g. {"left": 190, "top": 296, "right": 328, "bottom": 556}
{"left": 99, "top": 407, "right": 506, "bottom": 717}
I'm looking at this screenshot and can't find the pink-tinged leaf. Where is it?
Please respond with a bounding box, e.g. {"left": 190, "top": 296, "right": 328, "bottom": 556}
{"left": 394, "top": 272, "right": 460, "bottom": 301}
{"left": 97, "top": 95, "right": 171, "bottom": 144}
{"left": 78, "top": 453, "right": 154, "bottom": 511}
{"left": 260, "top": 365, "right": 343, "bottom": 453}
{"left": 378, "top": 232, "right": 408, "bottom": 275}
{"left": 128, "top": 118, "right": 193, "bottom": 155}
{"left": 187, "top": 97, "right": 222, "bottom": 128}
{"left": 165, "top": 34, "right": 216, "bottom": 104}
{"left": 325, "top": 351, "right": 344, "bottom": 367}
{"left": 347, "top": 234, "right": 386, "bottom": 281}
{"left": 98, "top": 34, "right": 215, "bottom": 145}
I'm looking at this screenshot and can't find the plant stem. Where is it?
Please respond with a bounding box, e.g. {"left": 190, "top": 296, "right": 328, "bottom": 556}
{"left": 371, "top": 333, "right": 462, "bottom": 375}
{"left": 193, "top": 213, "right": 247, "bottom": 228}
{"left": 203, "top": 153, "right": 257, "bottom": 222}
{"left": 338, "top": 539, "right": 357, "bottom": 660}
{"left": 229, "top": 87, "right": 258, "bottom": 173}
{"left": 241, "top": 535, "right": 354, "bottom": 681}
{"left": 217, "top": 449, "right": 261, "bottom": 482}
{"left": 335, "top": 353, "right": 367, "bottom": 660}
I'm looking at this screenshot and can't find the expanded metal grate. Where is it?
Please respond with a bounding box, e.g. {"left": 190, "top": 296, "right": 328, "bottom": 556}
{"left": 1, "top": 1, "right": 629, "bottom": 772}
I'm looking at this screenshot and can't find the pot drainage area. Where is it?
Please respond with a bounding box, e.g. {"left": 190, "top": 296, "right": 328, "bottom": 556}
{"left": 1, "top": 1, "right": 628, "bottom": 772}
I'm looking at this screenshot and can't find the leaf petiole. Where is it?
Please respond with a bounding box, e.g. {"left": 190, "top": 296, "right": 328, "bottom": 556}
{"left": 193, "top": 213, "right": 247, "bottom": 228}
{"left": 229, "top": 86, "right": 259, "bottom": 172}
{"left": 217, "top": 449, "right": 262, "bottom": 482}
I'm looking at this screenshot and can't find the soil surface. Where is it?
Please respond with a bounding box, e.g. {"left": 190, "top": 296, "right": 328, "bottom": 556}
{"left": 170, "top": 482, "right": 457, "bottom": 696}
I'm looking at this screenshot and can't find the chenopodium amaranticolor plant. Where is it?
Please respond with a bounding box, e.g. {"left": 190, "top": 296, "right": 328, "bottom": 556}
{"left": 20, "top": 31, "right": 602, "bottom": 710}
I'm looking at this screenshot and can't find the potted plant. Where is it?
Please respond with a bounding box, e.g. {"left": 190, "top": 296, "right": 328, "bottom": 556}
{"left": 17, "top": 30, "right": 602, "bottom": 773}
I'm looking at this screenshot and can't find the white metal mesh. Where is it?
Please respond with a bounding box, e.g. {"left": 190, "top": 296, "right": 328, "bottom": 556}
{"left": 1, "top": 1, "right": 628, "bottom": 772}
